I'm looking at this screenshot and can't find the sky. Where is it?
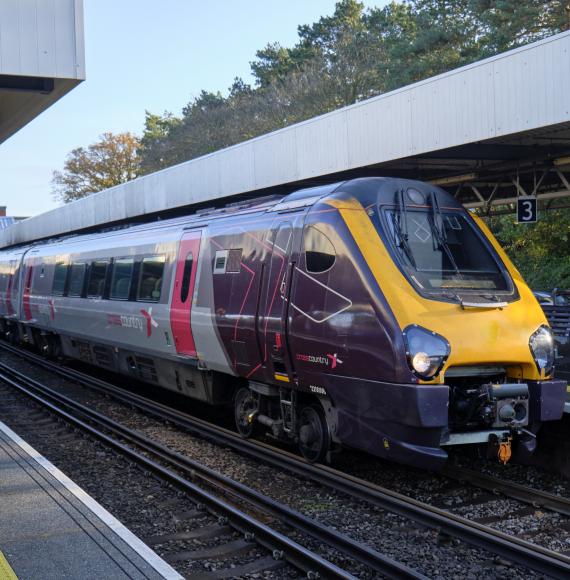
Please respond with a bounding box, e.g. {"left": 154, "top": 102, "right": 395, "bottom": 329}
{"left": 0, "top": 0, "right": 387, "bottom": 217}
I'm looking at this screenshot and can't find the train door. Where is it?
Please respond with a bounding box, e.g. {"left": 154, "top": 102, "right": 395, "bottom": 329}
{"left": 5, "top": 260, "right": 16, "bottom": 317}
{"left": 170, "top": 231, "right": 201, "bottom": 357}
{"left": 22, "top": 260, "right": 34, "bottom": 321}
{"left": 259, "top": 220, "right": 295, "bottom": 383}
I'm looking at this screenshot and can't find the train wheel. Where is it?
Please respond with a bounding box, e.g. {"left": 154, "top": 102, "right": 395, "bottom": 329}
{"left": 298, "top": 405, "right": 330, "bottom": 463}
{"left": 234, "top": 387, "right": 259, "bottom": 438}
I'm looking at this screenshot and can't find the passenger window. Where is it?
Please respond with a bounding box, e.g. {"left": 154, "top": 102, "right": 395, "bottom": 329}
{"left": 87, "top": 261, "right": 109, "bottom": 297}
{"left": 137, "top": 256, "right": 165, "bottom": 302}
{"left": 180, "top": 252, "right": 194, "bottom": 304}
{"left": 110, "top": 258, "right": 134, "bottom": 300}
{"left": 304, "top": 227, "right": 336, "bottom": 273}
{"left": 52, "top": 262, "right": 68, "bottom": 295}
{"left": 67, "top": 263, "right": 86, "bottom": 297}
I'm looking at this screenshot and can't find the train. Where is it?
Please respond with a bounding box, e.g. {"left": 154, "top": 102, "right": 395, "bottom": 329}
{"left": 0, "top": 177, "right": 565, "bottom": 469}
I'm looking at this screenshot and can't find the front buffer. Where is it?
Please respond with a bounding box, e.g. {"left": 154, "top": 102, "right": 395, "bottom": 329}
{"left": 323, "top": 376, "right": 567, "bottom": 469}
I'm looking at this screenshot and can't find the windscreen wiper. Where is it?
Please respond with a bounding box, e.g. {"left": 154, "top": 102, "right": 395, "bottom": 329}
{"left": 430, "top": 191, "right": 462, "bottom": 277}
{"left": 460, "top": 293, "right": 508, "bottom": 309}
{"left": 460, "top": 299, "right": 508, "bottom": 309}
{"left": 393, "top": 189, "right": 417, "bottom": 268}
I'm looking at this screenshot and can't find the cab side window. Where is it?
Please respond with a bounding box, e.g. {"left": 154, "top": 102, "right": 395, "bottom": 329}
{"left": 304, "top": 226, "right": 336, "bottom": 273}
{"left": 137, "top": 256, "right": 165, "bottom": 302}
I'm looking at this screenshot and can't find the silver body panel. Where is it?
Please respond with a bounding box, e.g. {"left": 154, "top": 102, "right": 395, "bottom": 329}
{"left": 17, "top": 225, "right": 180, "bottom": 359}
{"left": 0, "top": 209, "right": 242, "bottom": 385}
{"left": 190, "top": 228, "right": 236, "bottom": 375}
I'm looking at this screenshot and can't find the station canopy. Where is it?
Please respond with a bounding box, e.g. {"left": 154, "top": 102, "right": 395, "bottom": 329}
{"left": 1, "top": 29, "right": 569, "bottom": 248}
{"left": 0, "top": 0, "right": 85, "bottom": 145}
{"left": 0, "top": 76, "right": 83, "bottom": 145}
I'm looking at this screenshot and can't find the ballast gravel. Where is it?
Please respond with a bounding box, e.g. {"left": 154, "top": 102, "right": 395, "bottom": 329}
{"left": 0, "top": 384, "right": 297, "bottom": 579}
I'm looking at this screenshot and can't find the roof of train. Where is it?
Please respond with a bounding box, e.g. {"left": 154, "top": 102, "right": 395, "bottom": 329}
{"left": 1, "top": 182, "right": 345, "bottom": 255}
{"left": 0, "top": 177, "right": 466, "bottom": 258}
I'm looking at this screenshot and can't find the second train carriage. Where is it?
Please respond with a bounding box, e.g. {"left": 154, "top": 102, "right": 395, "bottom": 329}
{"left": 0, "top": 177, "right": 565, "bottom": 468}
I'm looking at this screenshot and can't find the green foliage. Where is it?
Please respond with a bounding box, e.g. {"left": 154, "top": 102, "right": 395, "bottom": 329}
{"left": 251, "top": 43, "right": 316, "bottom": 88}
{"left": 365, "top": 1, "right": 479, "bottom": 89}
{"left": 486, "top": 208, "right": 570, "bottom": 289}
{"left": 473, "top": 1, "right": 570, "bottom": 56}
{"left": 138, "top": 111, "right": 181, "bottom": 174}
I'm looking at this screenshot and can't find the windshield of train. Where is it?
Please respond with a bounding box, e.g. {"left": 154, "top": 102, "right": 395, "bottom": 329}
{"left": 383, "top": 207, "right": 512, "bottom": 295}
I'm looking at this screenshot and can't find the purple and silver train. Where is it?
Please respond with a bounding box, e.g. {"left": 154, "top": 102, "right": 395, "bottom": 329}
{"left": 0, "top": 177, "right": 565, "bottom": 468}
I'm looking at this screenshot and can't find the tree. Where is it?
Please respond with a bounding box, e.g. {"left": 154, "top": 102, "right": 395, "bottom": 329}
{"left": 472, "top": 1, "right": 570, "bottom": 57}
{"left": 138, "top": 111, "right": 181, "bottom": 175}
{"left": 52, "top": 132, "right": 140, "bottom": 203}
{"left": 487, "top": 207, "right": 570, "bottom": 289}
{"left": 253, "top": 0, "right": 382, "bottom": 104}
{"left": 250, "top": 43, "right": 315, "bottom": 87}
{"left": 138, "top": 0, "right": 570, "bottom": 177}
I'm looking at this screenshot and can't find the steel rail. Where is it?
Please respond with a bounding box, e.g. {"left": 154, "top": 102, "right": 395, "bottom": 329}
{"left": 0, "top": 368, "right": 356, "bottom": 580}
{"left": 0, "top": 361, "right": 421, "bottom": 580}
{"left": 441, "top": 464, "right": 570, "bottom": 517}
{"left": 2, "top": 343, "right": 570, "bottom": 578}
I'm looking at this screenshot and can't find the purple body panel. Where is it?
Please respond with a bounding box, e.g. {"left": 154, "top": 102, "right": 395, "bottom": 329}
{"left": 323, "top": 374, "right": 449, "bottom": 468}
{"left": 288, "top": 204, "right": 411, "bottom": 387}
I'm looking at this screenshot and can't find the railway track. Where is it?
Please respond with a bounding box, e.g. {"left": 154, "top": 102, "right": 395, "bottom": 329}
{"left": 0, "top": 356, "right": 424, "bottom": 580}
{"left": 440, "top": 463, "right": 570, "bottom": 518}
{"left": 0, "top": 385, "right": 291, "bottom": 579}
{"left": 1, "top": 342, "right": 570, "bottom": 578}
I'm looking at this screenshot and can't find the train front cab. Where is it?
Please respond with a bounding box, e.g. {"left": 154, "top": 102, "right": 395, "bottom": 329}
{"left": 285, "top": 178, "right": 566, "bottom": 469}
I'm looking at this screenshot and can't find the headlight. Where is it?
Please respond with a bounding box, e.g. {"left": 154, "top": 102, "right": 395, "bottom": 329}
{"left": 529, "top": 325, "right": 555, "bottom": 376}
{"left": 403, "top": 325, "right": 450, "bottom": 380}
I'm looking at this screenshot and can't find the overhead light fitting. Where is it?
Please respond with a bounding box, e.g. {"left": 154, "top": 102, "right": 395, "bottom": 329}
{"left": 431, "top": 173, "right": 478, "bottom": 186}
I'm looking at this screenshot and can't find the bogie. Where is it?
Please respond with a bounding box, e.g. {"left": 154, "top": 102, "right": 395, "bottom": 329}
{"left": 233, "top": 383, "right": 333, "bottom": 462}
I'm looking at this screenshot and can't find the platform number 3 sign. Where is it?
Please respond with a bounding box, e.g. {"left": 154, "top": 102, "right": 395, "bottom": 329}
{"left": 517, "top": 197, "right": 537, "bottom": 224}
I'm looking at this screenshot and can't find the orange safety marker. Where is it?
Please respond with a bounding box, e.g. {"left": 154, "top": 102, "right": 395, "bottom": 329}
{"left": 498, "top": 437, "right": 512, "bottom": 465}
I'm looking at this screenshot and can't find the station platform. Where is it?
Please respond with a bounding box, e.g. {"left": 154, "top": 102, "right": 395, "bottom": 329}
{"left": 0, "top": 420, "right": 182, "bottom": 580}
